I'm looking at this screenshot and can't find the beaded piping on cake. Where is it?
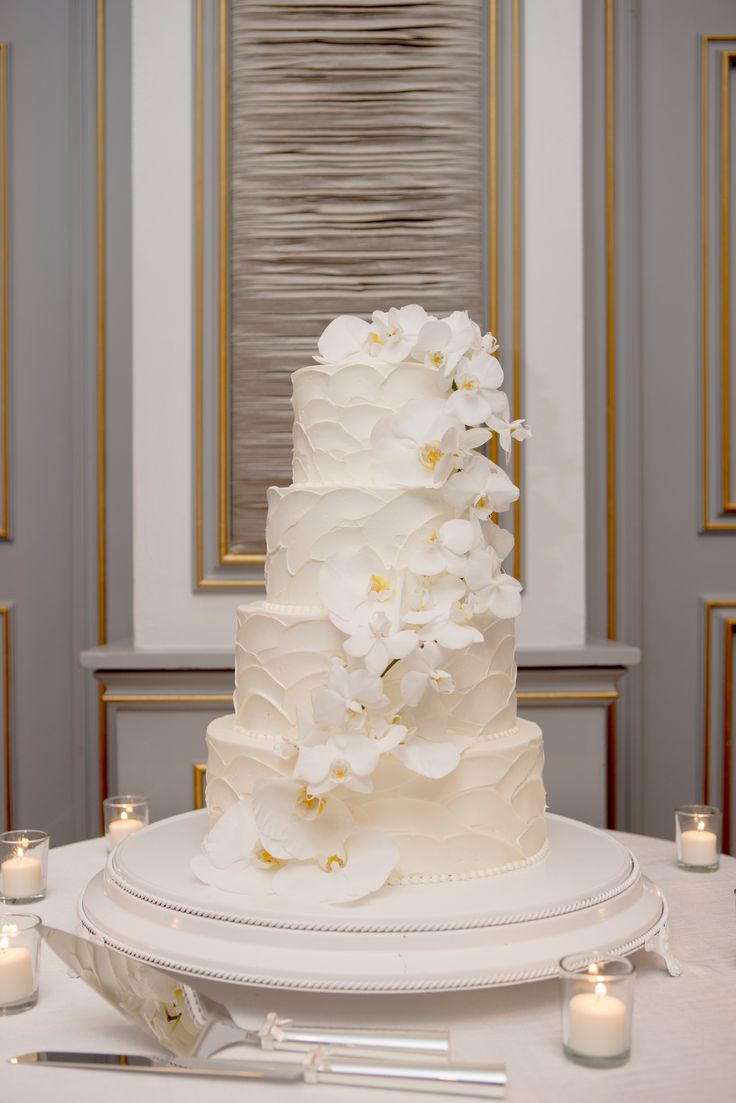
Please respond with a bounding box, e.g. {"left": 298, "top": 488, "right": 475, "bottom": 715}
{"left": 219, "top": 719, "right": 522, "bottom": 747}
{"left": 105, "top": 847, "right": 639, "bottom": 934}
{"left": 78, "top": 886, "right": 667, "bottom": 992}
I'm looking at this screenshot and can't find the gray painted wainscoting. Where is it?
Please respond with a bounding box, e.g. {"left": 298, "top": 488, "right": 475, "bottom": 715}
{"left": 0, "top": 0, "right": 132, "bottom": 840}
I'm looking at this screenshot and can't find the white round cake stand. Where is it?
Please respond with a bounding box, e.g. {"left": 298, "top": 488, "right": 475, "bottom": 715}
{"left": 79, "top": 811, "right": 680, "bottom": 993}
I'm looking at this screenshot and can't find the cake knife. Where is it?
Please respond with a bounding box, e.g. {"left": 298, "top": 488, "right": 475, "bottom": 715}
{"left": 42, "top": 925, "right": 449, "bottom": 1060}
{"left": 11, "top": 1051, "right": 507, "bottom": 1098}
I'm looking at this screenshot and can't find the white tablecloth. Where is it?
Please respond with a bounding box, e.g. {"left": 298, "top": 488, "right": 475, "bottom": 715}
{"left": 1, "top": 832, "right": 733, "bottom": 1102}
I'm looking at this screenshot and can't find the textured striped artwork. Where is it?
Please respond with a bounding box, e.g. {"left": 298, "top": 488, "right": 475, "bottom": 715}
{"left": 230, "top": 0, "right": 484, "bottom": 553}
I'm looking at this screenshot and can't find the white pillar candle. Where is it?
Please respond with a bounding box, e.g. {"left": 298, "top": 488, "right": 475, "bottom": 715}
{"left": 0, "top": 937, "right": 35, "bottom": 1005}
{"left": 1, "top": 850, "right": 43, "bottom": 899}
{"left": 108, "top": 815, "right": 145, "bottom": 848}
{"left": 680, "top": 822, "right": 717, "bottom": 867}
{"left": 568, "top": 982, "right": 628, "bottom": 1058}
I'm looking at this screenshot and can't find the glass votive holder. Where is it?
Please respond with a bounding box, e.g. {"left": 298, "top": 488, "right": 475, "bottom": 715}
{"left": 103, "top": 795, "right": 149, "bottom": 852}
{"left": 675, "top": 805, "right": 721, "bottom": 871}
{"left": 559, "top": 955, "right": 635, "bottom": 1068}
{"left": 0, "top": 831, "right": 49, "bottom": 904}
{"left": 0, "top": 913, "right": 42, "bottom": 1014}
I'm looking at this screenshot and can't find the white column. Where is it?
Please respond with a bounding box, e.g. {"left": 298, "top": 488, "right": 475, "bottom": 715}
{"left": 517, "top": 0, "right": 586, "bottom": 646}
{"left": 132, "top": 0, "right": 236, "bottom": 647}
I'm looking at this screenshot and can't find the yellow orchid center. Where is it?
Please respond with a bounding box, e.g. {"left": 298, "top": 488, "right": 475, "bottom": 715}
{"left": 429, "top": 350, "right": 446, "bottom": 369}
{"left": 257, "top": 848, "right": 279, "bottom": 865}
{"left": 297, "top": 787, "right": 326, "bottom": 817}
{"left": 367, "top": 330, "right": 383, "bottom": 349}
{"left": 391, "top": 712, "right": 403, "bottom": 725}
{"left": 370, "top": 574, "right": 392, "bottom": 594}
{"left": 323, "top": 854, "right": 347, "bottom": 873}
{"left": 420, "top": 441, "right": 445, "bottom": 470}
{"left": 459, "top": 374, "right": 477, "bottom": 391}
{"left": 476, "top": 497, "right": 488, "bottom": 510}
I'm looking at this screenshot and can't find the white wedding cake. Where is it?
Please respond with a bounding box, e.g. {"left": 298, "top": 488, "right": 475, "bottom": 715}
{"left": 193, "top": 305, "right": 547, "bottom": 904}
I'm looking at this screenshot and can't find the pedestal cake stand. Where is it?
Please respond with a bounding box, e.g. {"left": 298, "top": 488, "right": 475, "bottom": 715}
{"left": 79, "top": 811, "right": 680, "bottom": 992}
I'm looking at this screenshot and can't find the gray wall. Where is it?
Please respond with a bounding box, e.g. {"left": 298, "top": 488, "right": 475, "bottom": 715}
{"left": 0, "top": 0, "right": 131, "bottom": 840}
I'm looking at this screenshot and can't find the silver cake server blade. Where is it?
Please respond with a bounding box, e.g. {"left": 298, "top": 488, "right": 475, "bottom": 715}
{"left": 11, "top": 1051, "right": 507, "bottom": 1097}
{"left": 42, "top": 926, "right": 449, "bottom": 1060}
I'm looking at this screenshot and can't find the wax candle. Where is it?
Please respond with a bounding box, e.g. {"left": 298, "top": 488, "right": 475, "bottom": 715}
{"left": 680, "top": 820, "right": 717, "bottom": 867}
{"left": 1, "top": 847, "right": 43, "bottom": 900}
{"left": 0, "top": 933, "right": 34, "bottom": 1006}
{"left": 108, "top": 813, "right": 145, "bottom": 848}
{"left": 567, "top": 981, "right": 628, "bottom": 1059}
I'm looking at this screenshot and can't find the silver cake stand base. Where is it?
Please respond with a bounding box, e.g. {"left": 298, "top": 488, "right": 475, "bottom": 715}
{"left": 79, "top": 811, "right": 680, "bottom": 992}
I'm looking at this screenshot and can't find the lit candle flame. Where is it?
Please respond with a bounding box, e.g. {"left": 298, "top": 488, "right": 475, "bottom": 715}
{"left": 594, "top": 981, "right": 607, "bottom": 998}
{"left": 121, "top": 811, "right": 128, "bottom": 821}
{"left": 697, "top": 819, "right": 705, "bottom": 832}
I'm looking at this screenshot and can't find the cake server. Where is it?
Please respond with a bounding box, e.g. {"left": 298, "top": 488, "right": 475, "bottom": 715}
{"left": 11, "top": 1051, "right": 507, "bottom": 1098}
{"left": 42, "top": 925, "right": 449, "bottom": 1060}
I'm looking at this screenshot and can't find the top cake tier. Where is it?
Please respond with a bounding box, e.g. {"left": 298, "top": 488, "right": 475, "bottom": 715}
{"left": 291, "top": 357, "right": 446, "bottom": 485}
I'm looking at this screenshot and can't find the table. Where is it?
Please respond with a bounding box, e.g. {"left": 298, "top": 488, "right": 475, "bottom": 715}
{"left": 1, "top": 832, "right": 733, "bottom": 1102}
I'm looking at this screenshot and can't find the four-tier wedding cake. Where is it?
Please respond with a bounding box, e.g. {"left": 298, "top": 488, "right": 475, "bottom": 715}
{"left": 193, "top": 305, "right": 547, "bottom": 904}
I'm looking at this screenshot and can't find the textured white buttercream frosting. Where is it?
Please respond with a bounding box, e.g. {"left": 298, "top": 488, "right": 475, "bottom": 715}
{"left": 200, "top": 307, "right": 545, "bottom": 896}
{"left": 235, "top": 601, "right": 517, "bottom": 743}
{"left": 292, "top": 358, "right": 446, "bottom": 484}
{"left": 206, "top": 714, "right": 546, "bottom": 882}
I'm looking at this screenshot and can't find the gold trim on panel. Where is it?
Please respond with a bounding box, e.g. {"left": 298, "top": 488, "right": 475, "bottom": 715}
{"left": 723, "top": 618, "right": 735, "bottom": 852}
{"left": 701, "top": 35, "right": 736, "bottom": 530}
{"left": 702, "top": 598, "right": 736, "bottom": 854}
{"left": 519, "top": 684, "right": 618, "bottom": 828}
{"left": 217, "top": 0, "right": 231, "bottom": 564}
{"left": 511, "top": 0, "right": 521, "bottom": 581}
{"left": 96, "top": 1, "right": 107, "bottom": 641}
{"left": 98, "top": 681, "right": 107, "bottom": 833}
{"left": 102, "top": 692, "right": 231, "bottom": 704}
{"left": 517, "top": 690, "right": 619, "bottom": 703}
{"left": 194, "top": 0, "right": 266, "bottom": 587}
{"left": 1, "top": 607, "right": 11, "bottom": 830}
{"left": 0, "top": 45, "right": 8, "bottom": 541}
{"left": 193, "top": 762, "right": 206, "bottom": 810}
{"left": 605, "top": 0, "right": 616, "bottom": 638}
{"left": 195, "top": 0, "right": 205, "bottom": 585}
{"left": 721, "top": 52, "right": 736, "bottom": 512}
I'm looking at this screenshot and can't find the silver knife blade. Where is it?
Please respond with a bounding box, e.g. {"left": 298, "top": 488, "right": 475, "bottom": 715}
{"left": 10, "top": 1052, "right": 304, "bottom": 1082}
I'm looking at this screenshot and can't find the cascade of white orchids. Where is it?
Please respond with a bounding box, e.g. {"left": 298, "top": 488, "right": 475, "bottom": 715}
{"left": 196, "top": 306, "right": 531, "bottom": 903}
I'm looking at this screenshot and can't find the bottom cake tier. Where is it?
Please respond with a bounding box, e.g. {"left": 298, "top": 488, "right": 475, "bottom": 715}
{"left": 205, "top": 714, "right": 548, "bottom": 884}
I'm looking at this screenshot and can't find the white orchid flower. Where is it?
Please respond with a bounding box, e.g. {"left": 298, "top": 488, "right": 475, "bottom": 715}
{"left": 487, "top": 395, "right": 532, "bottom": 457}
{"left": 252, "top": 777, "right": 353, "bottom": 862}
{"left": 400, "top": 641, "right": 455, "bottom": 707}
{"left": 316, "top": 314, "right": 371, "bottom": 363}
{"left": 344, "top": 610, "right": 419, "bottom": 675}
{"left": 464, "top": 548, "right": 523, "bottom": 620}
{"left": 409, "top": 517, "right": 479, "bottom": 577}
{"left": 191, "top": 799, "right": 288, "bottom": 895}
{"left": 482, "top": 331, "right": 500, "bottom": 355}
{"left": 393, "top": 715, "right": 465, "bottom": 780}
{"left": 271, "top": 828, "right": 399, "bottom": 904}
{"left": 320, "top": 548, "right": 398, "bottom": 635}
{"left": 312, "top": 657, "right": 388, "bottom": 730}
{"left": 412, "top": 317, "right": 472, "bottom": 381}
{"left": 402, "top": 573, "right": 466, "bottom": 628}
{"left": 366, "top": 305, "right": 430, "bottom": 363}
{"left": 295, "top": 731, "right": 380, "bottom": 796}
{"left": 447, "top": 353, "right": 506, "bottom": 427}
{"left": 364, "top": 712, "right": 408, "bottom": 754}
{"left": 433, "top": 599, "right": 485, "bottom": 649}
{"left": 372, "top": 398, "right": 490, "bottom": 487}
{"left": 444, "top": 453, "right": 519, "bottom": 517}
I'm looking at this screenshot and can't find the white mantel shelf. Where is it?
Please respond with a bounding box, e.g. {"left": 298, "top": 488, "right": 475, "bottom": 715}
{"left": 81, "top": 638, "right": 640, "bottom": 671}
